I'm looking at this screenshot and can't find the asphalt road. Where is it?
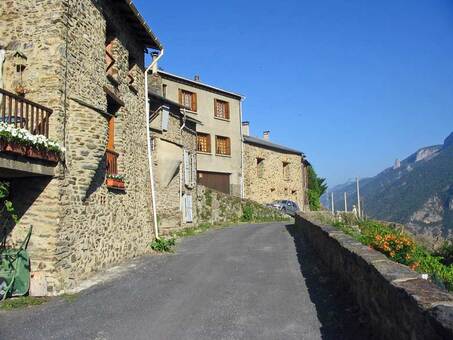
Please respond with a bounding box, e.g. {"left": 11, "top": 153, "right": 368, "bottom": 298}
{"left": 0, "top": 222, "right": 370, "bottom": 340}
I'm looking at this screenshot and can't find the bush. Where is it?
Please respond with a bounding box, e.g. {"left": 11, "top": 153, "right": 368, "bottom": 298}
{"left": 241, "top": 204, "right": 254, "bottom": 222}
{"left": 149, "top": 237, "right": 176, "bottom": 252}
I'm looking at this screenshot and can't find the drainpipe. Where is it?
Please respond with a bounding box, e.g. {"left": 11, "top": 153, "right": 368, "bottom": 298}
{"left": 239, "top": 97, "right": 246, "bottom": 199}
{"left": 145, "top": 49, "right": 164, "bottom": 239}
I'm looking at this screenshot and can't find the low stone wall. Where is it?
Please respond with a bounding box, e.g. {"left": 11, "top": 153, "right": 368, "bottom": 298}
{"left": 197, "top": 185, "right": 287, "bottom": 226}
{"left": 295, "top": 213, "right": 453, "bottom": 340}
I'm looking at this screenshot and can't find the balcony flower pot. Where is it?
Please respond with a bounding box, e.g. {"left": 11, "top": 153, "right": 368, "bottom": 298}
{"left": 26, "top": 147, "right": 46, "bottom": 160}
{"left": 0, "top": 139, "right": 5, "bottom": 152}
{"left": 4, "top": 142, "right": 27, "bottom": 156}
{"left": 106, "top": 178, "right": 125, "bottom": 190}
{"left": 45, "top": 151, "right": 59, "bottom": 163}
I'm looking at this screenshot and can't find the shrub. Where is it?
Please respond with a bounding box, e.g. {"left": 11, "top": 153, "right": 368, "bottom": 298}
{"left": 149, "top": 237, "right": 176, "bottom": 253}
{"left": 241, "top": 204, "right": 254, "bottom": 222}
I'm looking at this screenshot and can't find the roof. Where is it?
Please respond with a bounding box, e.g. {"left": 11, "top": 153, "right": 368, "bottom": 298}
{"left": 243, "top": 135, "right": 304, "bottom": 156}
{"left": 158, "top": 71, "right": 243, "bottom": 100}
{"left": 148, "top": 91, "right": 202, "bottom": 125}
{"left": 117, "top": 0, "right": 162, "bottom": 50}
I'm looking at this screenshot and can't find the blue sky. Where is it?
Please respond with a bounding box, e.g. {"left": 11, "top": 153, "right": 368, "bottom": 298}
{"left": 135, "top": 0, "right": 453, "bottom": 187}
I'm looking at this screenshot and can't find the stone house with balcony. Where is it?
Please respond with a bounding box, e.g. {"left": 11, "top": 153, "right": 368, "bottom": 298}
{"left": 242, "top": 122, "right": 308, "bottom": 210}
{"left": 149, "top": 69, "right": 244, "bottom": 197}
{"left": 148, "top": 90, "right": 200, "bottom": 231}
{"left": 0, "top": 0, "right": 161, "bottom": 294}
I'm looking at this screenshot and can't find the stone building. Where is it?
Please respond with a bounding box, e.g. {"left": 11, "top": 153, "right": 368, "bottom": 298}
{"left": 148, "top": 90, "right": 200, "bottom": 231}
{"left": 242, "top": 122, "right": 308, "bottom": 210}
{"left": 149, "top": 68, "right": 244, "bottom": 196}
{"left": 0, "top": 0, "right": 162, "bottom": 294}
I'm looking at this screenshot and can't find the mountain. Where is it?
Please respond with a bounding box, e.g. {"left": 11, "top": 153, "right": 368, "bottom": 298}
{"left": 323, "top": 132, "right": 453, "bottom": 243}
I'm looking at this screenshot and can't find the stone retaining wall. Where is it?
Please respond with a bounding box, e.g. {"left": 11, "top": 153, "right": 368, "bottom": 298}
{"left": 295, "top": 213, "right": 453, "bottom": 340}
{"left": 197, "top": 185, "right": 287, "bottom": 226}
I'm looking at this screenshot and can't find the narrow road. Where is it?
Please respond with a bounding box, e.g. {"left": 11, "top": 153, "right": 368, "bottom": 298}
{"left": 0, "top": 223, "right": 369, "bottom": 340}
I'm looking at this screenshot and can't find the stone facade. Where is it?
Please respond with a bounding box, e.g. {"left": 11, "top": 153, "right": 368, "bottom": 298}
{"left": 149, "top": 92, "right": 198, "bottom": 231}
{"left": 243, "top": 134, "right": 306, "bottom": 209}
{"left": 150, "top": 71, "right": 244, "bottom": 197}
{"left": 0, "top": 0, "right": 161, "bottom": 294}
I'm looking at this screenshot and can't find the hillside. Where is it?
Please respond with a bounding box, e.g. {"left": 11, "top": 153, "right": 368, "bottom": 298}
{"left": 324, "top": 132, "right": 453, "bottom": 241}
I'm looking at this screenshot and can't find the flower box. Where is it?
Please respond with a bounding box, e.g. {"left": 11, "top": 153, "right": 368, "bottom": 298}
{"left": 106, "top": 178, "right": 125, "bottom": 190}
{"left": 4, "top": 142, "right": 27, "bottom": 156}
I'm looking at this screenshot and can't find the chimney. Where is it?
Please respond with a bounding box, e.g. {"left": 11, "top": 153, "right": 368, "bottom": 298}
{"left": 151, "top": 51, "right": 159, "bottom": 74}
{"left": 194, "top": 75, "right": 200, "bottom": 82}
{"left": 263, "top": 131, "right": 270, "bottom": 140}
{"left": 242, "top": 121, "right": 250, "bottom": 136}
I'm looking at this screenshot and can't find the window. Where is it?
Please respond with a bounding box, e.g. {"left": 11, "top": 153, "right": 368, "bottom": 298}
{"left": 105, "top": 95, "right": 121, "bottom": 177}
{"left": 283, "top": 162, "right": 290, "bottom": 180}
{"left": 197, "top": 133, "right": 211, "bottom": 153}
{"left": 179, "top": 89, "right": 197, "bottom": 111}
{"left": 214, "top": 99, "right": 230, "bottom": 120}
{"left": 216, "top": 136, "right": 231, "bottom": 156}
{"left": 257, "top": 158, "right": 265, "bottom": 178}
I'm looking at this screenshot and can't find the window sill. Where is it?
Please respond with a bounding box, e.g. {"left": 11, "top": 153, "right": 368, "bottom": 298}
{"left": 215, "top": 153, "right": 232, "bottom": 158}
{"left": 214, "top": 116, "right": 230, "bottom": 122}
{"left": 182, "top": 108, "right": 197, "bottom": 114}
{"left": 197, "top": 151, "right": 212, "bottom": 155}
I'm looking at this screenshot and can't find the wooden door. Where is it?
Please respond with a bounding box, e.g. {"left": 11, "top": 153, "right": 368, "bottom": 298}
{"left": 197, "top": 171, "right": 230, "bottom": 194}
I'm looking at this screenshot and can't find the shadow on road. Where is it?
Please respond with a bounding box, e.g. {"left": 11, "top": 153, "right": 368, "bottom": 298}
{"left": 285, "top": 224, "right": 373, "bottom": 340}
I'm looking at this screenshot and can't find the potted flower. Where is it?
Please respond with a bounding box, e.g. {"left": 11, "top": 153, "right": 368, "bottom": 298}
{"left": 106, "top": 174, "right": 125, "bottom": 190}
{"left": 0, "top": 122, "right": 65, "bottom": 163}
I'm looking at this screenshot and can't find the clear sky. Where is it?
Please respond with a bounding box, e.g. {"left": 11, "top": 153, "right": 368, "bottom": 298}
{"left": 134, "top": 0, "right": 453, "bottom": 187}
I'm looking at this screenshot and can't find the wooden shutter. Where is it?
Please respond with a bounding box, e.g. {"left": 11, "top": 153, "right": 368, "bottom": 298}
{"left": 107, "top": 117, "right": 115, "bottom": 150}
{"left": 184, "top": 150, "right": 190, "bottom": 186}
{"left": 206, "top": 134, "right": 211, "bottom": 153}
{"left": 192, "top": 93, "right": 197, "bottom": 112}
{"left": 184, "top": 194, "right": 193, "bottom": 222}
{"left": 178, "top": 89, "right": 182, "bottom": 105}
{"left": 225, "top": 102, "right": 230, "bottom": 120}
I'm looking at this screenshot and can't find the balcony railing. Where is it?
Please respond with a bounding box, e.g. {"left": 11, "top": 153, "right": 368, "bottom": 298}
{"left": 106, "top": 149, "right": 119, "bottom": 175}
{"left": 0, "top": 88, "right": 52, "bottom": 138}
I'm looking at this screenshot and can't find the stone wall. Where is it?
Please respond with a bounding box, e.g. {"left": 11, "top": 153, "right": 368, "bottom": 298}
{"left": 243, "top": 142, "right": 305, "bottom": 209}
{"left": 295, "top": 213, "right": 453, "bottom": 340}
{"left": 1, "top": 0, "right": 156, "bottom": 294}
{"left": 197, "top": 185, "right": 287, "bottom": 226}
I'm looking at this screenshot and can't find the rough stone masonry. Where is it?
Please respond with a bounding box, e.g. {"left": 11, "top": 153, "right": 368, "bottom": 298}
{"left": 0, "top": 0, "right": 160, "bottom": 294}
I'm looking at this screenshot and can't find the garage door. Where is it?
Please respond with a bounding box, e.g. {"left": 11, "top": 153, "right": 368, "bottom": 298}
{"left": 197, "top": 171, "right": 230, "bottom": 194}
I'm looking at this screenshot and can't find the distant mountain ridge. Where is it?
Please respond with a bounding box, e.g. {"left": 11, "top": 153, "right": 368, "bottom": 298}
{"left": 323, "top": 132, "right": 453, "bottom": 243}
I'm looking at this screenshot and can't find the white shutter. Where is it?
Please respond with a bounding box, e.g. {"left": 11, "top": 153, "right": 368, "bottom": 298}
{"left": 184, "top": 194, "right": 193, "bottom": 223}
{"left": 161, "top": 106, "right": 169, "bottom": 131}
{"left": 192, "top": 153, "right": 196, "bottom": 186}
{"left": 184, "top": 150, "right": 190, "bottom": 186}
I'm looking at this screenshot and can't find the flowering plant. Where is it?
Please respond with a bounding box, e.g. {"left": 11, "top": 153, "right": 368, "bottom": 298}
{"left": 106, "top": 174, "right": 125, "bottom": 181}
{"left": 0, "top": 122, "right": 65, "bottom": 155}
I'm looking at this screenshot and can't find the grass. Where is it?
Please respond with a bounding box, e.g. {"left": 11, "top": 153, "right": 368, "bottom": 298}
{"left": 0, "top": 296, "right": 50, "bottom": 311}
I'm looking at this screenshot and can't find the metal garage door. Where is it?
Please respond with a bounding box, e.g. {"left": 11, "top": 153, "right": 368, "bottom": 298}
{"left": 197, "top": 171, "right": 230, "bottom": 194}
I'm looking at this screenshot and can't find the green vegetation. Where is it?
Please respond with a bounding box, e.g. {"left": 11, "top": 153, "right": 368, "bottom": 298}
{"left": 0, "top": 296, "right": 50, "bottom": 310}
{"left": 149, "top": 237, "right": 176, "bottom": 253}
{"left": 241, "top": 203, "right": 254, "bottom": 222}
{"left": 330, "top": 217, "right": 453, "bottom": 291}
{"left": 307, "top": 166, "right": 327, "bottom": 211}
{"left": 0, "top": 180, "right": 18, "bottom": 223}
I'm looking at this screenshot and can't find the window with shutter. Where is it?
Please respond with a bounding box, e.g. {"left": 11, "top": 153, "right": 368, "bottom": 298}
{"left": 216, "top": 136, "right": 231, "bottom": 156}
{"left": 179, "top": 89, "right": 197, "bottom": 111}
{"left": 184, "top": 150, "right": 190, "bottom": 186}
{"left": 197, "top": 133, "right": 211, "bottom": 153}
{"left": 214, "top": 99, "right": 230, "bottom": 120}
{"left": 184, "top": 194, "right": 193, "bottom": 223}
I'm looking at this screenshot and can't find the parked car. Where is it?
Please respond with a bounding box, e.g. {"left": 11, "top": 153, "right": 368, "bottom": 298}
{"left": 279, "top": 200, "right": 300, "bottom": 216}
{"left": 268, "top": 200, "right": 285, "bottom": 210}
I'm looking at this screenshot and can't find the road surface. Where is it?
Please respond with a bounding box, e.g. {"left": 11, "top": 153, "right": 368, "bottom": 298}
{"left": 0, "top": 222, "right": 370, "bottom": 339}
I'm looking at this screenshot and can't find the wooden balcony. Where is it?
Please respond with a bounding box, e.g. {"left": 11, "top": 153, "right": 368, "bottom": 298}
{"left": 106, "top": 149, "right": 119, "bottom": 176}
{"left": 0, "top": 88, "right": 56, "bottom": 178}
{"left": 0, "top": 88, "right": 52, "bottom": 138}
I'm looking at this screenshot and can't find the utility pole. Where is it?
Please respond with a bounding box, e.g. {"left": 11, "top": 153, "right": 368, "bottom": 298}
{"left": 344, "top": 192, "right": 348, "bottom": 212}
{"left": 356, "top": 177, "right": 361, "bottom": 219}
{"left": 331, "top": 192, "right": 335, "bottom": 214}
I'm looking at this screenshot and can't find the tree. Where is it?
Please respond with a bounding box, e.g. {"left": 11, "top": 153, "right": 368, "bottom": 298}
{"left": 307, "top": 166, "right": 327, "bottom": 211}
